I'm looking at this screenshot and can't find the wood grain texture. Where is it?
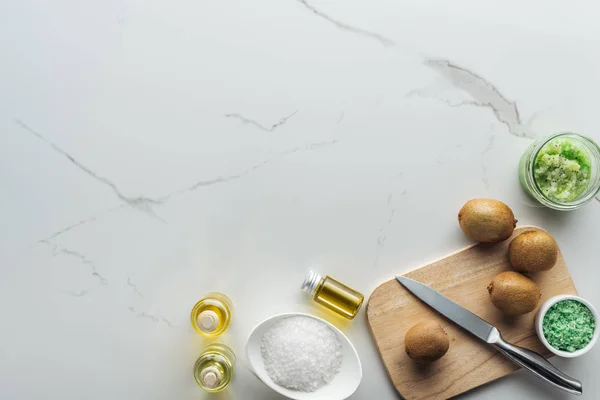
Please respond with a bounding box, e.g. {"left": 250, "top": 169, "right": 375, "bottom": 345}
{"left": 366, "top": 226, "right": 577, "bottom": 400}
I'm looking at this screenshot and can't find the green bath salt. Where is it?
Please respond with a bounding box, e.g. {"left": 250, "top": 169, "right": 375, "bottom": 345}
{"left": 542, "top": 300, "right": 595, "bottom": 352}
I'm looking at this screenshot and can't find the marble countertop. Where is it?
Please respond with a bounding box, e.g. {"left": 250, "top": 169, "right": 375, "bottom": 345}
{"left": 2, "top": 0, "right": 599, "bottom": 399}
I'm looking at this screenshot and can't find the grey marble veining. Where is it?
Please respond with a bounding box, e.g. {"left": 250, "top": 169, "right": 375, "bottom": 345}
{"left": 16, "top": 120, "right": 166, "bottom": 219}
{"left": 225, "top": 110, "right": 298, "bottom": 132}
{"left": 296, "top": 0, "right": 396, "bottom": 47}
{"left": 2, "top": 1, "right": 600, "bottom": 399}
{"left": 40, "top": 240, "right": 109, "bottom": 285}
{"left": 414, "top": 59, "right": 536, "bottom": 139}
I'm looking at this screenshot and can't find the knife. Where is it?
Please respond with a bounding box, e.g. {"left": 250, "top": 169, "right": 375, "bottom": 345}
{"left": 396, "top": 276, "right": 582, "bottom": 395}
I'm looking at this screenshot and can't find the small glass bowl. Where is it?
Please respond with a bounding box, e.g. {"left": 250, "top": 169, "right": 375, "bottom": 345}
{"left": 535, "top": 295, "right": 599, "bottom": 358}
{"left": 518, "top": 132, "right": 600, "bottom": 210}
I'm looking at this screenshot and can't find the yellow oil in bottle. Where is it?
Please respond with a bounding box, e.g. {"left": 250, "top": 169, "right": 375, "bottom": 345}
{"left": 193, "top": 343, "right": 235, "bottom": 392}
{"left": 301, "top": 271, "right": 364, "bottom": 319}
{"left": 190, "top": 292, "right": 232, "bottom": 337}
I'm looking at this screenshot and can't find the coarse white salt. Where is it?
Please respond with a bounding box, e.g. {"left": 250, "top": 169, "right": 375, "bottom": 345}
{"left": 260, "top": 316, "right": 343, "bottom": 392}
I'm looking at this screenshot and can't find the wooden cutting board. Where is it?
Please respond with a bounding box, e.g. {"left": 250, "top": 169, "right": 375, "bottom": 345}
{"left": 366, "top": 226, "right": 577, "bottom": 400}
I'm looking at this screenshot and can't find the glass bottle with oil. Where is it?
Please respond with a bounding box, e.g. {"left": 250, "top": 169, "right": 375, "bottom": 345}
{"left": 190, "top": 292, "right": 232, "bottom": 337}
{"left": 193, "top": 343, "right": 235, "bottom": 392}
{"left": 301, "top": 270, "right": 364, "bottom": 319}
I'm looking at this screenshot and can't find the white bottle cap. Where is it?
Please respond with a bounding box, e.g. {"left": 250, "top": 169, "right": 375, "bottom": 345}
{"left": 200, "top": 366, "right": 223, "bottom": 389}
{"left": 198, "top": 310, "right": 220, "bottom": 333}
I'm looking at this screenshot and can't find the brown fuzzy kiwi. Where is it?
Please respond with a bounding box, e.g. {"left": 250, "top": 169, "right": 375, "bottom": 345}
{"left": 404, "top": 320, "right": 450, "bottom": 363}
{"left": 487, "top": 271, "right": 541, "bottom": 315}
{"left": 458, "top": 199, "right": 517, "bottom": 243}
{"left": 509, "top": 230, "right": 559, "bottom": 272}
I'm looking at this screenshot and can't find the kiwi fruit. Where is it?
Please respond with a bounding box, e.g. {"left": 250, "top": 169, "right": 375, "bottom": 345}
{"left": 458, "top": 199, "right": 517, "bottom": 243}
{"left": 509, "top": 230, "right": 558, "bottom": 272}
{"left": 405, "top": 320, "right": 450, "bottom": 363}
{"left": 487, "top": 271, "right": 541, "bottom": 315}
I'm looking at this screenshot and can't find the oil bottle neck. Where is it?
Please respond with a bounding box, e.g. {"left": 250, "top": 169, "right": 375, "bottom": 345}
{"left": 301, "top": 270, "right": 323, "bottom": 295}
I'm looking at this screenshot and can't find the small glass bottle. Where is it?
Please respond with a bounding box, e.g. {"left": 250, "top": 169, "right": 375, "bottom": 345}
{"left": 190, "top": 293, "right": 232, "bottom": 337}
{"left": 193, "top": 343, "right": 235, "bottom": 392}
{"left": 301, "top": 270, "right": 364, "bottom": 319}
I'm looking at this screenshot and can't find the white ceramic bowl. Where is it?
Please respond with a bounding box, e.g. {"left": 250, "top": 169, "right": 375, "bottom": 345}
{"left": 245, "top": 312, "right": 362, "bottom": 400}
{"left": 535, "top": 294, "right": 599, "bottom": 358}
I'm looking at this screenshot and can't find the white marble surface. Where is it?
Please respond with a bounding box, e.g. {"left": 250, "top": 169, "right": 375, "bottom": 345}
{"left": 1, "top": 0, "right": 599, "bottom": 399}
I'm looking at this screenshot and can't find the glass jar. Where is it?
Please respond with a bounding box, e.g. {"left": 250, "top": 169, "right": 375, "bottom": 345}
{"left": 519, "top": 132, "right": 600, "bottom": 210}
{"left": 190, "top": 293, "right": 232, "bottom": 337}
{"left": 301, "top": 270, "right": 364, "bottom": 319}
{"left": 193, "top": 343, "right": 235, "bottom": 392}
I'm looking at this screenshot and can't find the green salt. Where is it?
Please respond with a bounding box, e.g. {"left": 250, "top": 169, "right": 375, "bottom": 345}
{"left": 543, "top": 300, "right": 595, "bottom": 352}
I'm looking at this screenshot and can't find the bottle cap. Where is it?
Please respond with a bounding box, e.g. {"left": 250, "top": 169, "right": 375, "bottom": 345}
{"left": 198, "top": 310, "right": 220, "bottom": 333}
{"left": 200, "top": 366, "right": 223, "bottom": 389}
{"left": 301, "top": 270, "right": 322, "bottom": 295}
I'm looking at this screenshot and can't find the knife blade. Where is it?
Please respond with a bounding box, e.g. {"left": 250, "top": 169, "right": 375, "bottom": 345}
{"left": 397, "top": 275, "right": 497, "bottom": 342}
{"left": 396, "top": 276, "right": 582, "bottom": 396}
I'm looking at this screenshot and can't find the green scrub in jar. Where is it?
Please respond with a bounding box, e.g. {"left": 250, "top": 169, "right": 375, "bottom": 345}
{"left": 533, "top": 138, "right": 591, "bottom": 202}
{"left": 519, "top": 132, "right": 600, "bottom": 210}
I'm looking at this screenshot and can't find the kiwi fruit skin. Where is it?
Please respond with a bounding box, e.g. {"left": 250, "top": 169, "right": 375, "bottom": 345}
{"left": 405, "top": 320, "right": 450, "bottom": 363}
{"left": 458, "top": 199, "right": 517, "bottom": 243}
{"left": 487, "top": 271, "right": 541, "bottom": 315}
{"left": 509, "top": 230, "right": 558, "bottom": 272}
